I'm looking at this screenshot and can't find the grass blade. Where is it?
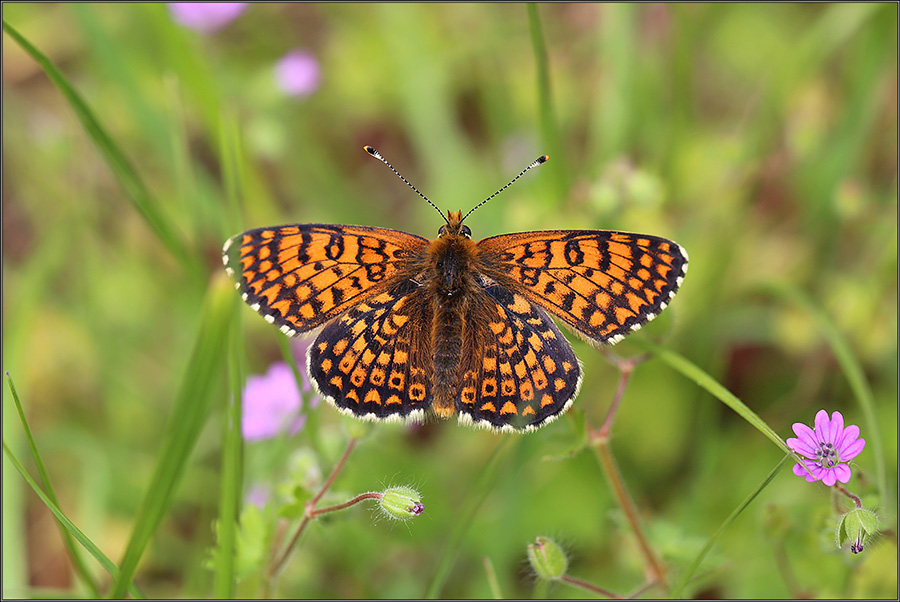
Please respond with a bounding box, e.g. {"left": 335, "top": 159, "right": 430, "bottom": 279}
{"left": 213, "top": 112, "right": 245, "bottom": 599}
{"left": 2, "top": 442, "right": 145, "bottom": 599}
{"left": 425, "top": 436, "right": 517, "bottom": 599}
{"left": 527, "top": 3, "right": 568, "bottom": 198}
{"left": 670, "top": 456, "right": 789, "bottom": 598}
{"left": 629, "top": 339, "right": 791, "bottom": 454}
{"left": 2, "top": 20, "right": 198, "bottom": 277}
{"left": 110, "top": 274, "right": 235, "bottom": 598}
{"left": 6, "top": 374, "right": 101, "bottom": 597}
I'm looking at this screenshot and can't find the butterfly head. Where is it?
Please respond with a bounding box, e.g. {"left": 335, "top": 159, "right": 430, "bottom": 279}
{"left": 438, "top": 210, "right": 472, "bottom": 238}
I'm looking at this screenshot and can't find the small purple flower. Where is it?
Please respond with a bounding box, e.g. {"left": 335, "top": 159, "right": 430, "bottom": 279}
{"left": 275, "top": 50, "right": 321, "bottom": 97}
{"left": 168, "top": 3, "right": 248, "bottom": 33}
{"left": 242, "top": 362, "right": 306, "bottom": 441}
{"left": 787, "top": 410, "right": 865, "bottom": 486}
{"left": 245, "top": 484, "right": 270, "bottom": 509}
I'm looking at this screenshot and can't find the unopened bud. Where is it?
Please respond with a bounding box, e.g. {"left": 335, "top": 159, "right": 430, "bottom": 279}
{"left": 527, "top": 536, "right": 568, "bottom": 581}
{"left": 836, "top": 508, "right": 878, "bottom": 554}
{"left": 379, "top": 486, "right": 424, "bottom": 521}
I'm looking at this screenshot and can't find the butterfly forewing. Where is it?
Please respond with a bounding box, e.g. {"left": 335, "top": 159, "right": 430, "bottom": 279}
{"left": 477, "top": 230, "right": 688, "bottom": 345}
{"left": 223, "top": 224, "right": 428, "bottom": 336}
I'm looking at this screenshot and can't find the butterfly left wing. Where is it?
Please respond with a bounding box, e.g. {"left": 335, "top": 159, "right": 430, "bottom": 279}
{"left": 308, "top": 279, "right": 434, "bottom": 423}
{"left": 223, "top": 224, "right": 428, "bottom": 337}
{"left": 477, "top": 230, "right": 688, "bottom": 345}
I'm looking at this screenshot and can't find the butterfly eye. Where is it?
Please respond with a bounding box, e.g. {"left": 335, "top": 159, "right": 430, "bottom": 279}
{"left": 461, "top": 225, "right": 472, "bottom": 238}
{"left": 438, "top": 225, "right": 447, "bottom": 236}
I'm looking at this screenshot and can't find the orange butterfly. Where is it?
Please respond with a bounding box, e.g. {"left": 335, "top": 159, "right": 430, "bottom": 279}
{"left": 224, "top": 147, "right": 687, "bottom": 432}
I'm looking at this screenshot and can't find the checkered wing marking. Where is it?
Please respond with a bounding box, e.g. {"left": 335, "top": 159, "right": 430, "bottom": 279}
{"left": 223, "top": 224, "right": 428, "bottom": 337}
{"left": 308, "top": 279, "right": 433, "bottom": 423}
{"left": 456, "top": 284, "right": 581, "bottom": 432}
{"left": 478, "top": 230, "right": 688, "bottom": 345}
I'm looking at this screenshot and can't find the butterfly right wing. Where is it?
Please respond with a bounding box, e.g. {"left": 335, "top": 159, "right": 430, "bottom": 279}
{"left": 223, "top": 224, "right": 428, "bottom": 337}
{"left": 478, "top": 230, "right": 688, "bottom": 345}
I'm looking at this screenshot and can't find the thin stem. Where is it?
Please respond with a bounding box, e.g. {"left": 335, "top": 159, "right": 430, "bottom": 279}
{"left": 561, "top": 574, "right": 622, "bottom": 598}
{"left": 625, "top": 579, "right": 661, "bottom": 599}
{"left": 588, "top": 357, "right": 667, "bottom": 589}
{"left": 834, "top": 483, "right": 863, "bottom": 509}
{"left": 596, "top": 353, "right": 648, "bottom": 438}
{"left": 312, "top": 492, "right": 382, "bottom": 517}
{"left": 266, "top": 437, "right": 359, "bottom": 586}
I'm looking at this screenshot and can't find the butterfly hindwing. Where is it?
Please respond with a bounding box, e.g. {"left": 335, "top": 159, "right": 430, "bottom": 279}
{"left": 223, "top": 224, "right": 428, "bottom": 337}
{"left": 308, "top": 279, "right": 434, "bottom": 423}
{"left": 478, "top": 230, "right": 688, "bottom": 345}
{"left": 456, "top": 283, "right": 581, "bottom": 432}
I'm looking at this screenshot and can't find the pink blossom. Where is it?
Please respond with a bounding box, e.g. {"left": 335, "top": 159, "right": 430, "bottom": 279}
{"left": 242, "top": 362, "right": 306, "bottom": 441}
{"left": 168, "top": 3, "right": 248, "bottom": 33}
{"left": 275, "top": 50, "right": 321, "bottom": 97}
{"left": 787, "top": 410, "right": 865, "bottom": 486}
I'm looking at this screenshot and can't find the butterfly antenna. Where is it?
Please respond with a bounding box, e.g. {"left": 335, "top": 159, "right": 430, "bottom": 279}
{"left": 461, "top": 154, "right": 549, "bottom": 222}
{"left": 363, "top": 145, "right": 448, "bottom": 224}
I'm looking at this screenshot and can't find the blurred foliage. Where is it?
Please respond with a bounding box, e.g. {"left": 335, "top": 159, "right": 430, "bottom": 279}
{"left": 2, "top": 3, "right": 896, "bottom": 599}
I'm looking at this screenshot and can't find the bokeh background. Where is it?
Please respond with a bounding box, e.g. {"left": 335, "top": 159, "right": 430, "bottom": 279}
{"left": 2, "top": 3, "right": 896, "bottom": 599}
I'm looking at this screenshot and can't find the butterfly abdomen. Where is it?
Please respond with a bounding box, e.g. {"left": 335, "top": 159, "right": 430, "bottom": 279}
{"left": 426, "top": 232, "right": 479, "bottom": 419}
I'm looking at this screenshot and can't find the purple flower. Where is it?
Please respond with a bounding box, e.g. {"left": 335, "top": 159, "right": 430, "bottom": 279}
{"left": 242, "top": 362, "right": 306, "bottom": 441}
{"left": 787, "top": 410, "right": 865, "bottom": 486}
{"left": 245, "top": 484, "right": 270, "bottom": 509}
{"left": 275, "top": 50, "right": 321, "bottom": 97}
{"left": 168, "top": 3, "right": 248, "bottom": 33}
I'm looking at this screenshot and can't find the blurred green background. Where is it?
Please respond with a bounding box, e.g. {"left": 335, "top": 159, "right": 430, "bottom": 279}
{"left": 2, "top": 3, "right": 896, "bottom": 599}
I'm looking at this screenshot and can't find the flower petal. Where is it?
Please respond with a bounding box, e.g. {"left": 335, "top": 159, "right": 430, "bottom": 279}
{"left": 814, "top": 409, "right": 831, "bottom": 443}
{"left": 828, "top": 411, "right": 844, "bottom": 444}
{"left": 833, "top": 463, "right": 852, "bottom": 484}
{"left": 841, "top": 437, "right": 866, "bottom": 462}
{"left": 821, "top": 468, "right": 838, "bottom": 487}
{"left": 794, "top": 460, "right": 822, "bottom": 482}
{"left": 787, "top": 435, "right": 817, "bottom": 458}
{"left": 835, "top": 424, "right": 859, "bottom": 450}
{"left": 791, "top": 423, "right": 818, "bottom": 453}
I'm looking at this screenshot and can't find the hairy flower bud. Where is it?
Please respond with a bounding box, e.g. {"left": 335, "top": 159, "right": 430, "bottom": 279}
{"left": 527, "top": 536, "right": 568, "bottom": 581}
{"left": 379, "top": 486, "right": 424, "bottom": 521}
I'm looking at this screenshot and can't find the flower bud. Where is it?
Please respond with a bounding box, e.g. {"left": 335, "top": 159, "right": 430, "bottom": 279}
{"left": 527, "top": 536, "right": 568, "bottom": 581}
{"left": 836, "top": 508, "right": 878, "bottom": 554}
{"left": 379, "top": 486, "right": 424, "bottom": 521}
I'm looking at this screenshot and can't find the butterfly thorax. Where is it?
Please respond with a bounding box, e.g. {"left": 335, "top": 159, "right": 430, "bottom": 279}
{"left": 425, "top": 210, "right": 481, "bottom": 418}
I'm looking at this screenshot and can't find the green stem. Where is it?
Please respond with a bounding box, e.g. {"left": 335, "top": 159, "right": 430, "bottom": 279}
{"left": 266, "top": 437, "right": 358, "bottom": 587}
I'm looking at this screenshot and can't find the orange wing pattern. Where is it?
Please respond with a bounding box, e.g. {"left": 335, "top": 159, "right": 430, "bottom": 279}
{"left": 223, "top": 224, "right": 427, "bottom": 337}
{"left": 456, "top": 284, "right": 581, "bottom": 432}
{"left": 478, "top": 230, "right": 688, "bottom": 345}
{"left": 308, "top": 279, "right": 434, "bottom": 423}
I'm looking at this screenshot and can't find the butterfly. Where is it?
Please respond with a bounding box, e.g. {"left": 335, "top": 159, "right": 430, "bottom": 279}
{"left": 223, "top": 147, "right": 688, "bottom": 432}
